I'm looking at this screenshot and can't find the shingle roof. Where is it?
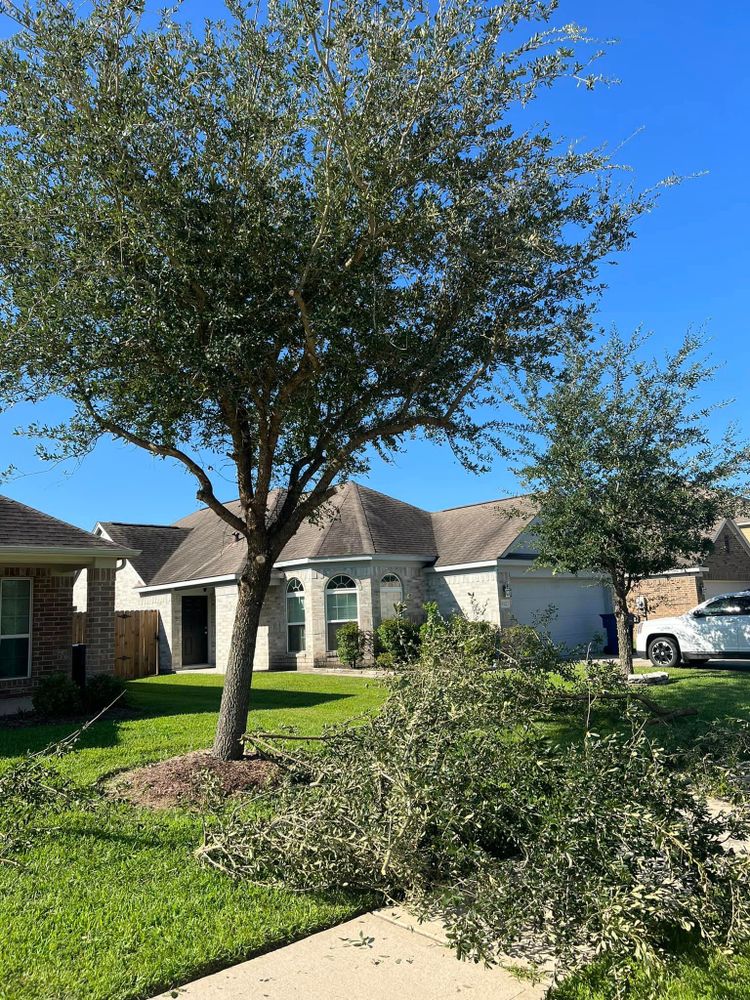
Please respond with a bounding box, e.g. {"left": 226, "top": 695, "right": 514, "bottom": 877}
{"left": 431, "top": 495, "right": 537, "bottom": 567}
{"left": 0, "top": 495, "right": 132, "bottom": 554}
{"left": 98, "top": 523, "right": 191, "bottom": 585}
{"left": 277, "top": 483, "right": 436, "bottom": 562}
{"left": 117, "top": 483, "right": 538, "bottom": 588}
{"left": 146, "top": 501, "right": 249, "bottom": 587}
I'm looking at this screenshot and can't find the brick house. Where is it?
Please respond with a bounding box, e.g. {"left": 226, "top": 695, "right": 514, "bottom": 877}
{"left": 74, "top": 483, "right": 613, "bottom": 672}
{"left": 0, "top": 495, "right": 136, "bottom": 698}
{"left": 628, "top": 518, "right": 750, "bottom": 619}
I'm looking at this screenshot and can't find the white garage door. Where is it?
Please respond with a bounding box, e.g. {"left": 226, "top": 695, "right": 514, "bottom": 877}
{"left": 703, "top": 580, "right": 750, "bottom": 600}
{"left": 510, "top": 576, "right": 612, "bottom": 649}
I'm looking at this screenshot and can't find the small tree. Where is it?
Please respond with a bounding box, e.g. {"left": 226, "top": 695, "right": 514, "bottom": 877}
{"left": 511, "top": 331, "right": 750, "bottom": 677}
{"left": 0, "top": 0, "right": 647, "bottom": 758}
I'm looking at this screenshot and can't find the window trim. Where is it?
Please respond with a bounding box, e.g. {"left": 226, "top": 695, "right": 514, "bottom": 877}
{"left": 285, "top": 577, "right": 306, "bottom": 655}
{"left": 379, "top": 573, "right": 404, "bottom": 620}
{"left": 325, "top": 575, "right": 359, "bottom": 651}
{"left": 0, "top": 576, "right": 33, "bottom": 681}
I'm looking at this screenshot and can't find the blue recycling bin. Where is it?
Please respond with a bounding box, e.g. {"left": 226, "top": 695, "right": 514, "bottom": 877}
{"left": 600, "top": 613, "right": 637, "bottom": 655}
{"left": 600, "top": 613, "right": 618, "bottom": 655}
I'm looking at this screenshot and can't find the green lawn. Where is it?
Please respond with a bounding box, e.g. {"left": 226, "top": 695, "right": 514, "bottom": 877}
{"left": 0, "top": 671, "right": 385, "bottom": 1000}
{"left": 3, "top": 665, "right": 750, "bottom": 1000}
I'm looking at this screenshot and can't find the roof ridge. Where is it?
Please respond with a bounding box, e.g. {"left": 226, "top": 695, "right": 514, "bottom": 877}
{"left": 351, "top": 483, "right": 376, "bottom": 553}
{"left": 355, "top": 482, "right": 431, "bottom": 515}
{"left": 434, "top": 493, "right": 532, "bottom": 514}
{"left": 102, "top": 521, "right": 187, "bottom": 530}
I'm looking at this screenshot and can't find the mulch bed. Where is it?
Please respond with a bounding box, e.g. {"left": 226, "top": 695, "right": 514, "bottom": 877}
{"left": 104, "top": 751, "right": 281, "bottom": 810}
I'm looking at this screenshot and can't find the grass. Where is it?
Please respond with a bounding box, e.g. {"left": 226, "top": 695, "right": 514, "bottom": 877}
{"left": 0, "top": 671, "right": 385, "bottom": 1000}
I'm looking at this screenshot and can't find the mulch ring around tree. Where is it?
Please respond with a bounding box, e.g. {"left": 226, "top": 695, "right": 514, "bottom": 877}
{"left": 104, "top": 751, "right": 281, "bottom": 810}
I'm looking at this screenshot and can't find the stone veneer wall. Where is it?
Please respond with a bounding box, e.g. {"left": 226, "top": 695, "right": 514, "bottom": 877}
{"left": 1, "top": 565, "right": 76, "bottom": 697}
{"left": 425, "top": 567, "right": 502, "bottom": 624}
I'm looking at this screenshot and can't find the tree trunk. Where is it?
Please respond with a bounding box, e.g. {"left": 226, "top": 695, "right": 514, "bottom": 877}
{"left": 213, "top": 562, "right": 272, "bottom": 761}
{"left": 613, "top": 588, "right": 633, "bottom": 680}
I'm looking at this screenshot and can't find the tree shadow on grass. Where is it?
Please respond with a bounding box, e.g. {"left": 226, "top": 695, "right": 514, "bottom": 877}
{"left": 0, "top": 681, "right": 356, "bottom": 759}
{"left": 128, "top": 677, "right": 356, "bottom": 720}
{"left": 0, "top": 716, "right": 124, "bottom": 760}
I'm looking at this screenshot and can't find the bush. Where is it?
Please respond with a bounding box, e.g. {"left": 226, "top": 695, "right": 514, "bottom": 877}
{"left": 375, "top": 651, "right": 395, "bottom": 669}
{"left": 376, "top": 617, "right": 420, "bottom": 663}
{"left": 32, "top": 673, "right": 82, "bottom": 718}
{"left": 202, "top": 614, "right": 750, "bottom": 991}
{"left": 335, "top": 623, "right": 368, "bottom": 668}
{"left": 83, "top": 673, "right": 127, "bottom": 712}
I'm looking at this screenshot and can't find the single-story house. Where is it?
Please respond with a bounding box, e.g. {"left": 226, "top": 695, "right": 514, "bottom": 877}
{"left": 0, "top": 495, "right": 137, "bottom": 697}
{"left": 629, "top": 518, "right": 750, "bottom": 618}
{"left": 73, "top": 482, "right": 615, "bottom": 672}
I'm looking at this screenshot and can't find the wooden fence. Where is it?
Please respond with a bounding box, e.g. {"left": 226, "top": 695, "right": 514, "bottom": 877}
{"left": 72, "top": 609, "right": 159, "bottom": 679}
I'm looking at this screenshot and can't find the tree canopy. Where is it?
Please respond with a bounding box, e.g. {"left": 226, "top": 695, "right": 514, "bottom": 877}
{"left": 511, "top": 331, "right": 750, "bottom": 673}
{"left": 0, "top": 0, "right": 648, "bottom": 755}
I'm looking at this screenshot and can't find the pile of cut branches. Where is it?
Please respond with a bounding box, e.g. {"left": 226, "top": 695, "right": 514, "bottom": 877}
{"left": 200, "top": 615, "right": 750, "bottom": 991}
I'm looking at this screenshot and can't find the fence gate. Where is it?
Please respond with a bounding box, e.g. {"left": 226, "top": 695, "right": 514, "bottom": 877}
{"left": 72, "top": 610, "right": 159, "bottom": 679}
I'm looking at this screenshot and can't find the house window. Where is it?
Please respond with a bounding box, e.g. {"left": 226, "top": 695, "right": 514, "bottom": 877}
{"left": 380, "top": 573, "right": 403, "bottom": 620}
{"left": 0, "top": 578, "right": 32, "bottom": 679}
{"left": 286, "top": 578, "right": 306, "bottom": 653}
{"left": 326, "top": 575, "right": 358, "bottom": 651}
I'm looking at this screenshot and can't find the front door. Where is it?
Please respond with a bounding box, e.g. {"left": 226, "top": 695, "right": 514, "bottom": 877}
{"left": 182, "top": 595, "right": 209, "bottom": 666}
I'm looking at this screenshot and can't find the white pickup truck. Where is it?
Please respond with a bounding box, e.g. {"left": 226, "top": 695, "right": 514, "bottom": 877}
{"left": 636, "top": 591, "right": 750, "bottom": 668}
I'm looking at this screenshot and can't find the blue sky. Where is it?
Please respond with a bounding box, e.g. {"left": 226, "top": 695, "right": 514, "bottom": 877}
{"left": 0, "top": 0, "right": 747, "bottom": 529}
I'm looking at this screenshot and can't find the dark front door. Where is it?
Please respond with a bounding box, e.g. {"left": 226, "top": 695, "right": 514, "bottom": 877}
{"left": 182, "top": 595, "right": 209, "bottom": 666}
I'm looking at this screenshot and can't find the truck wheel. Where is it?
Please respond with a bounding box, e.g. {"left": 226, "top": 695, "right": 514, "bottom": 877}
{"left": 648, "top": 636, "right": 681, "bottom": 668}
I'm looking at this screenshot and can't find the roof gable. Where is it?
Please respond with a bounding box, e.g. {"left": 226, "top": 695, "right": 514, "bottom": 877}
{"left": 99, "top": 522, "right": 191, "bottom": 585}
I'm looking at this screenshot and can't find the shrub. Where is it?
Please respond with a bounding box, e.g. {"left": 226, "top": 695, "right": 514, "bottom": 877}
{"left": 335, "top": 623, "right": 368, "bottom": 668}
{"left": 83, "top": 673, "right": 127, "bottom": 712}
{"left": 376, "top": 617, "right": 420, "bottom": 663}
{"left": 32, "top": 673, "right": 82, "bottom": 718}
{"left": 375, "top": 651, "right": 395, "bottom": 670}
{"left": 202, "top": 615, "right": 750, "bottom": 991}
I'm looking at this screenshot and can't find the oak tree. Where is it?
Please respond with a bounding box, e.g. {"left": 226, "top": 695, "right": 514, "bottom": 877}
{"left": 511, "top": 331, "right": 750, "bottom": 676}
{"left": 0, "top": 0, "right": 645, "bottom": 757}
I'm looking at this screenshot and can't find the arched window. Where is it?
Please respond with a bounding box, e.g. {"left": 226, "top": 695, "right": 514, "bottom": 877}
{"left": 325, "top": 575, "right": 358, "bottom": 651}
{"left": 286, "top": 578, "right": 306, "bottom": 653}
{"left": 380, "top": 573, "right": 403, "bottom": 620}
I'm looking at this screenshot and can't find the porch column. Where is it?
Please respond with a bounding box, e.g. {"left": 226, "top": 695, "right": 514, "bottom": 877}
{"left": 86, "top": 565, "right": 116, "bottom": 675}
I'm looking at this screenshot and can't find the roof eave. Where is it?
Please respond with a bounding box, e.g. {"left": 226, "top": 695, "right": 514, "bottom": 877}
{"left": 0, "top": 544, "right": 140, "bottom": 562}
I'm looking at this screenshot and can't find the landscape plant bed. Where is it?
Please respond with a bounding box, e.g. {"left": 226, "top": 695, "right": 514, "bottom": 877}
{"left": 105, "top": 750, "right": 281, "bottom": 810}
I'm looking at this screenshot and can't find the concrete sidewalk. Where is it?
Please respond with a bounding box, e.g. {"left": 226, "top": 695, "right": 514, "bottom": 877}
{"left": 150, "top": 908, "right": 546, "bottom": 1000}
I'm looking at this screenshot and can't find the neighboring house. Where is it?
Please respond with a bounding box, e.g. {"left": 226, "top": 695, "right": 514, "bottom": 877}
{"left": 629, "top": 518, "right": 750, "bottom": 619}
{"left": 0, "top": 495, "right": 137, "bottom": 698}
{"left": 74, "top": 483, "right": 613, "bottom": 672}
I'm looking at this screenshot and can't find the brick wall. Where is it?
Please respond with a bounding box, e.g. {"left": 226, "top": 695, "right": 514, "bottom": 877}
{"left": 85, "top": 566, "right": 116, "bottom": 675}
{"left": 704, "top": 522, "right": 750, "bottom": 582}
{"left": 0, "top": 565, "right": 76, "bottom": 697}
{"left": 628, "top": 574, "right": 702, "bottom": 619}
{"left": 629, "top": 522, "right": 750, "bottom": 620}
